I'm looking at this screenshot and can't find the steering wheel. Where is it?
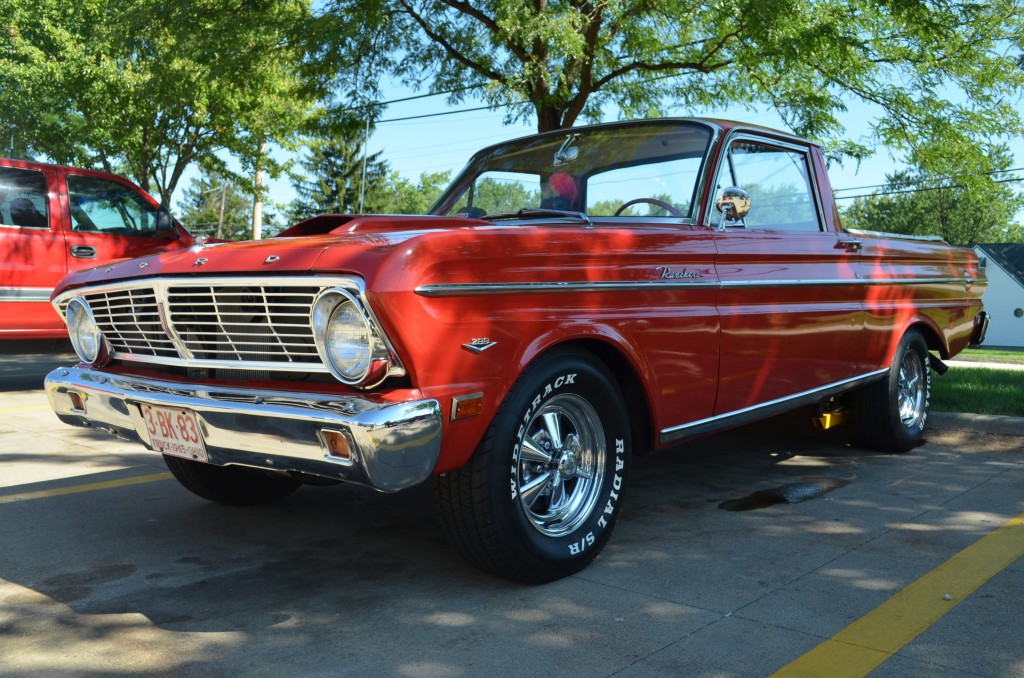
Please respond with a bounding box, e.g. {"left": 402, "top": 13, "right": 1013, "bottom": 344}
{"left": 613, "top": 198, "right": 684, "bottom": 217}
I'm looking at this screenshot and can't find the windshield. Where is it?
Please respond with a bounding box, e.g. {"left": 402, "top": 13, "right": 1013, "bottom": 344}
{"left": 432, "top": 121, "right": 713, "bottom": 221}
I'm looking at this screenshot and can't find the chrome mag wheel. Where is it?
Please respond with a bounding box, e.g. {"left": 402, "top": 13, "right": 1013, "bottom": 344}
{"left": 515, "top": 393, "right": 606, "bottom": 537}
{"left": 897, "top": 349, "right": 927, "bottom": 429}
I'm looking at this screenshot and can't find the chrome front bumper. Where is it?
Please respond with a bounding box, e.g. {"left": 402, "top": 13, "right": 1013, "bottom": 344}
{"left": 45, "top": 367, "right": 442, "bottom": 493}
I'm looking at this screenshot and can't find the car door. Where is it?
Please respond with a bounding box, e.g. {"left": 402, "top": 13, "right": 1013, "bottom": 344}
{"left": 710, "top": 135, "right": 865, "bottom": 414}
{"left": 0, "top": 163, "right": 68, "bottom": 337}
{"left": 61, "top": 171, "right": 185, "bottom": 270}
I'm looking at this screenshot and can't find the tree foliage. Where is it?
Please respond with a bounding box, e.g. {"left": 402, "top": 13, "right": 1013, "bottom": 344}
{"left": 841, "top": 146, "right": 1024, "bottom": 244}
{"left": 0, "top": 0, "right": 317, "bottom": 205}
{"left": 322, "top": 0, "right": 1024, "bottom": 177}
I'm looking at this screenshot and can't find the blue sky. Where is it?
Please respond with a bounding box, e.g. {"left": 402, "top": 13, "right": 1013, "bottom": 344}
{"left": 252, "top": 82, "right": 1024, "bottom": 227}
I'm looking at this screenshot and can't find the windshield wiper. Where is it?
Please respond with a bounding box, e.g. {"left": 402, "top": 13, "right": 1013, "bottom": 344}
{"left": 481, "top": 208, "right": 593, "bottom": 227}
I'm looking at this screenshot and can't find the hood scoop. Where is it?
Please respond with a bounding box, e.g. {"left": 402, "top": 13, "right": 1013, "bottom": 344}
{"left": 276, "top": 214, "right": 489, "bottom": 238}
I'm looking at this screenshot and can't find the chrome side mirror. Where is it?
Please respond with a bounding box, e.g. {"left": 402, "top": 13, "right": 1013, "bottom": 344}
{"left": 716, "top": 187, "right": 751, "bottom": 231}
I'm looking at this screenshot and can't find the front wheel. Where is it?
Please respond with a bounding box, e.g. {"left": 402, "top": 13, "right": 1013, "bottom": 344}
{"left": 434, "top": 348, "right": 631, "bottom": 583}
{"left": 163, "top": 455, "right": 302, "bottom": 505}
{"left": 852, "top": 330, "right": 932, "bottom": 453}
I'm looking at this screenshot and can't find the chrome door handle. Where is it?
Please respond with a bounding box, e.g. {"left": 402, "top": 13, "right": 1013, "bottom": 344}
{"left": 71, "top": 245, "right": 97, "bottom": 259}
{"left": 836, "top": 239, "right": 862, "bottom": 253}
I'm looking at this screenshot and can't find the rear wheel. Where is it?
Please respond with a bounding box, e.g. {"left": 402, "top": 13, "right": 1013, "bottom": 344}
{"left": 852, "top": 330, "right": 932, "bottom": 453}
{"left": 163, "top": 455, "right": 302, "bottom": 505}
{"left": 434, "top": 348, "right": 631, "bottom": 583}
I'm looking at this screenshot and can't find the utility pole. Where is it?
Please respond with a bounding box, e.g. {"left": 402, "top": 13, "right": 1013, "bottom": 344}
{"left": 216, "top": 181, "right": 227, "bottom": 240}
{"left": 252, "top": 135, "right": 266, "bottom": 240}
{"left": 359, "top": 116, "right": 369, "bottom": 214}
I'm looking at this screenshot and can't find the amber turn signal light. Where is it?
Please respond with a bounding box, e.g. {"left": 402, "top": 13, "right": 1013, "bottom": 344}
{"left": 320, "top": 429, "right": 355, "bottom": 464}
{"left": 68, "top": 390, "right": 87, "bottom": 413}
{"left": 451, "top": 393, "right": 484, "bottom": 421}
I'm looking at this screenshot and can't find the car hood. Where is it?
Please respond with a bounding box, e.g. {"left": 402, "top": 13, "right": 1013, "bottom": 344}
{"left": 52, "top": 215, "right": 489, "bottom": 297}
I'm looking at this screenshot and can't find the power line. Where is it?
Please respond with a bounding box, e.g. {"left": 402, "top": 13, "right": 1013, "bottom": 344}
{"left": 345, "top": 86, "right": 1024, "bottom": 200}
{"left": 350, "top": 84, "right": 486, "bottom": 111}
{"left": 835, "top": 175, "right": 1024, "bottom": 201}
{"left": 833, "top": 167, "right": 1024, "bottom": 194}
{"left": 378, "top": 102, "right": 526, "bottom": 124}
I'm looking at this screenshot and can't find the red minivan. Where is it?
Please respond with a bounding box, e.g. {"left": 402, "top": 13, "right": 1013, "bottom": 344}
{"left": 0, "top": 158, "right": 195, "bottom": 339}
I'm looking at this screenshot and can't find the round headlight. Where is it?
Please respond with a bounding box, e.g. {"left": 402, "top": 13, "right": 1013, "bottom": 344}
{"left": 66, "top": 298, "right": 103, "bottom": 363}
{"left": 312, "top": 290, "right": 376, "bottom": 384}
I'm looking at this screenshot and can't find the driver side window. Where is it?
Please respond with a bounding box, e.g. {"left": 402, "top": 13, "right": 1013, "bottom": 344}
{"left": 724, "top": 141, "right": 822, "bottom": 231}
{"left": 66, "top": 175, "right": 162, "bottom": 237}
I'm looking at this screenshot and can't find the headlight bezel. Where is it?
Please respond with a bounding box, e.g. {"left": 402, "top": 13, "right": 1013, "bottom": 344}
{"left": 311, "top": 287, "right": 395, "bottom": 388}
{"left": 65, "top": 297, "right": 107, "bottom": 364}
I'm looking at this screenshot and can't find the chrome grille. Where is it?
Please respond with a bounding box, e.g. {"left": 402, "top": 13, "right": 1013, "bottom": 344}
{"left": 64, "top": 277, "right": 356, "bottom": 374}
{"left": 85, "top": 288, "right": 178, "bottom": 358}
{"left": 166, "top": 285, "right": 320, "bottom": 363}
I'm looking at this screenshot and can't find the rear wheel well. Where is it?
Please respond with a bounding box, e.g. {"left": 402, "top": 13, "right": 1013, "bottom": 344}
{"left": 555, "top": 339, "right": 654, "bottom": 455}
{"left": 910, "top": 321, "right": 947, "bottom": 358}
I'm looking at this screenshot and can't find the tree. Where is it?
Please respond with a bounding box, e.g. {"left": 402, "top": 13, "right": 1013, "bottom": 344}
{"left": 322, "top": 0, "right": 1024, "bottom": 175}
{"left": 841, "top": 147, "right": 1024, "bottom": 244}
{"left": 0, "top": 0, "right": 317, "bottom": 207}
{"left": 176, "top": 169, "right": 254, "bottom": 241}
{"left": 374, "top": 170, "right": 453, "bottom": 214}
{"left": 286, "top": 124, "right": 390, "bottom": 221}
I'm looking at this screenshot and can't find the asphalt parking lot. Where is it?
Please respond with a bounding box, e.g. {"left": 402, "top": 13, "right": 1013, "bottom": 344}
{"left": 1, "top": 345, "right": 1023, "bottom": 677}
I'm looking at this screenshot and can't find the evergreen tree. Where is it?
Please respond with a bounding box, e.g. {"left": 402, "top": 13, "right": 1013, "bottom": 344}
{"left": 287, "top": 124, "right": 389, "bottom": 221}
{"left": 177, "top": 169, "right": 254, "bottom": 241}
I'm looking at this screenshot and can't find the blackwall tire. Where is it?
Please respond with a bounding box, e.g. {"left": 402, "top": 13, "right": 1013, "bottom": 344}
{"left": 434, "top": 348, "right": 631, "bottom": 583}
{"left": 163, "top": 455, "right": 302, "bottom": 505}
{"left": 852, "top": 330, "right": 932, "bottom": 453}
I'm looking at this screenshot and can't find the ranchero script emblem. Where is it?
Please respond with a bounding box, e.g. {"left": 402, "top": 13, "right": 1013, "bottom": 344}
{"left": 655, "top": 266, "right": 703, "bottom": 279}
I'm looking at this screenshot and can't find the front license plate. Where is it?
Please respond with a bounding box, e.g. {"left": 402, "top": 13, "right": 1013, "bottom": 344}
{"left": 140, "top": 404, "right": 208, "bottom": 462}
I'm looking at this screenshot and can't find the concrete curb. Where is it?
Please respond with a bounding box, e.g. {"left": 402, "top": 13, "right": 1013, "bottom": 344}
{"left": 930, "top": 411, "right": 1024, "bottom": 437}
{"left": 946, "top": 360, "right": 1024, "bottom": 371}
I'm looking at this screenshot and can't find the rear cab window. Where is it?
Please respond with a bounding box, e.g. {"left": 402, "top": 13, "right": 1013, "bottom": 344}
{"left": 0, "top": 167, "right": 50, "bottom": 229}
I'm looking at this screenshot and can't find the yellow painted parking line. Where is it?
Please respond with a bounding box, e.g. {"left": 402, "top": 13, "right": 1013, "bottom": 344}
{"left": 0, "top": 405, "right": 50, "bottom": 412}
{"left": 0, "top": 472, "right": 173, "bottom": 504}
{"left": 772, "top": 513, "right": 1024, "bottom": 677}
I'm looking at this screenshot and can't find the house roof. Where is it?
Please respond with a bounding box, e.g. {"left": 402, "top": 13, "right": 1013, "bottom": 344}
{"left": 975, "top": 243, "right": 1024, "bottom": 287}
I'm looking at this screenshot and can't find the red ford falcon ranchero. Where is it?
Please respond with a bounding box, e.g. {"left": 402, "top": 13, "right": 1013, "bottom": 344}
{"left": 45, "top": 119, "right": 989, "bottom": 582}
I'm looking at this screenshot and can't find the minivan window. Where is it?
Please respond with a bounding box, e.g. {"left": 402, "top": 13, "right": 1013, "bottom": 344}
{"left": 0, "top": 167, "right": 50, "bottom": 229}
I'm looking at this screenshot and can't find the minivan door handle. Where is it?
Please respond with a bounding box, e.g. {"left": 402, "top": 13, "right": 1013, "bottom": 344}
{"left": 70, "top": 245, "right": 97, "bottom": 259}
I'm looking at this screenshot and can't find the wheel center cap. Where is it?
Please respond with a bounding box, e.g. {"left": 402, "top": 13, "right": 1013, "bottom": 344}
{"left": 557, "top": 452, "right": 579, "bottom": 479}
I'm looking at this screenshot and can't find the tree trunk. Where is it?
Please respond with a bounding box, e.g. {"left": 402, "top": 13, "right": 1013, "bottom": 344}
{"left": 536, "top": 103, "right": 569, "bottom": 133}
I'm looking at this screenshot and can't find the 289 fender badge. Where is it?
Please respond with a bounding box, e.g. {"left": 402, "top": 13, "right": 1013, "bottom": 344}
{"left": 463, "top": 338, "right": 497, "bottom": 354}
{"left": 193, "top": 258, "right": 208, "bottom": 267}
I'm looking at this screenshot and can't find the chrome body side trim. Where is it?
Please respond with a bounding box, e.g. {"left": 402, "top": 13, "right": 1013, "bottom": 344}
{"left": 415, "top": 277, "right": 973, "bottom": 297}
{"left": 659, "top": 369, "right": 888, "bottom": 444}
{"left": 0, "top": 286, "right": 53, "bottom": 302}
{"left": 845, "top": 228, "right": 948, "bottom": 243}
{"left": 45, "top": 367, "right": 442, "bottom": 493}
{"left": 416, "top": 280, "right": 721, "bottom": 296}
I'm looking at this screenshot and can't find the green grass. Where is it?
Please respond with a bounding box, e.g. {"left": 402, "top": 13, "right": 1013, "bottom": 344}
{"left": 932, "top": 367, "right": 1024, "bottom": 417}
{"left": 953, "top": 347, "right": 1024, "bottom": 365}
